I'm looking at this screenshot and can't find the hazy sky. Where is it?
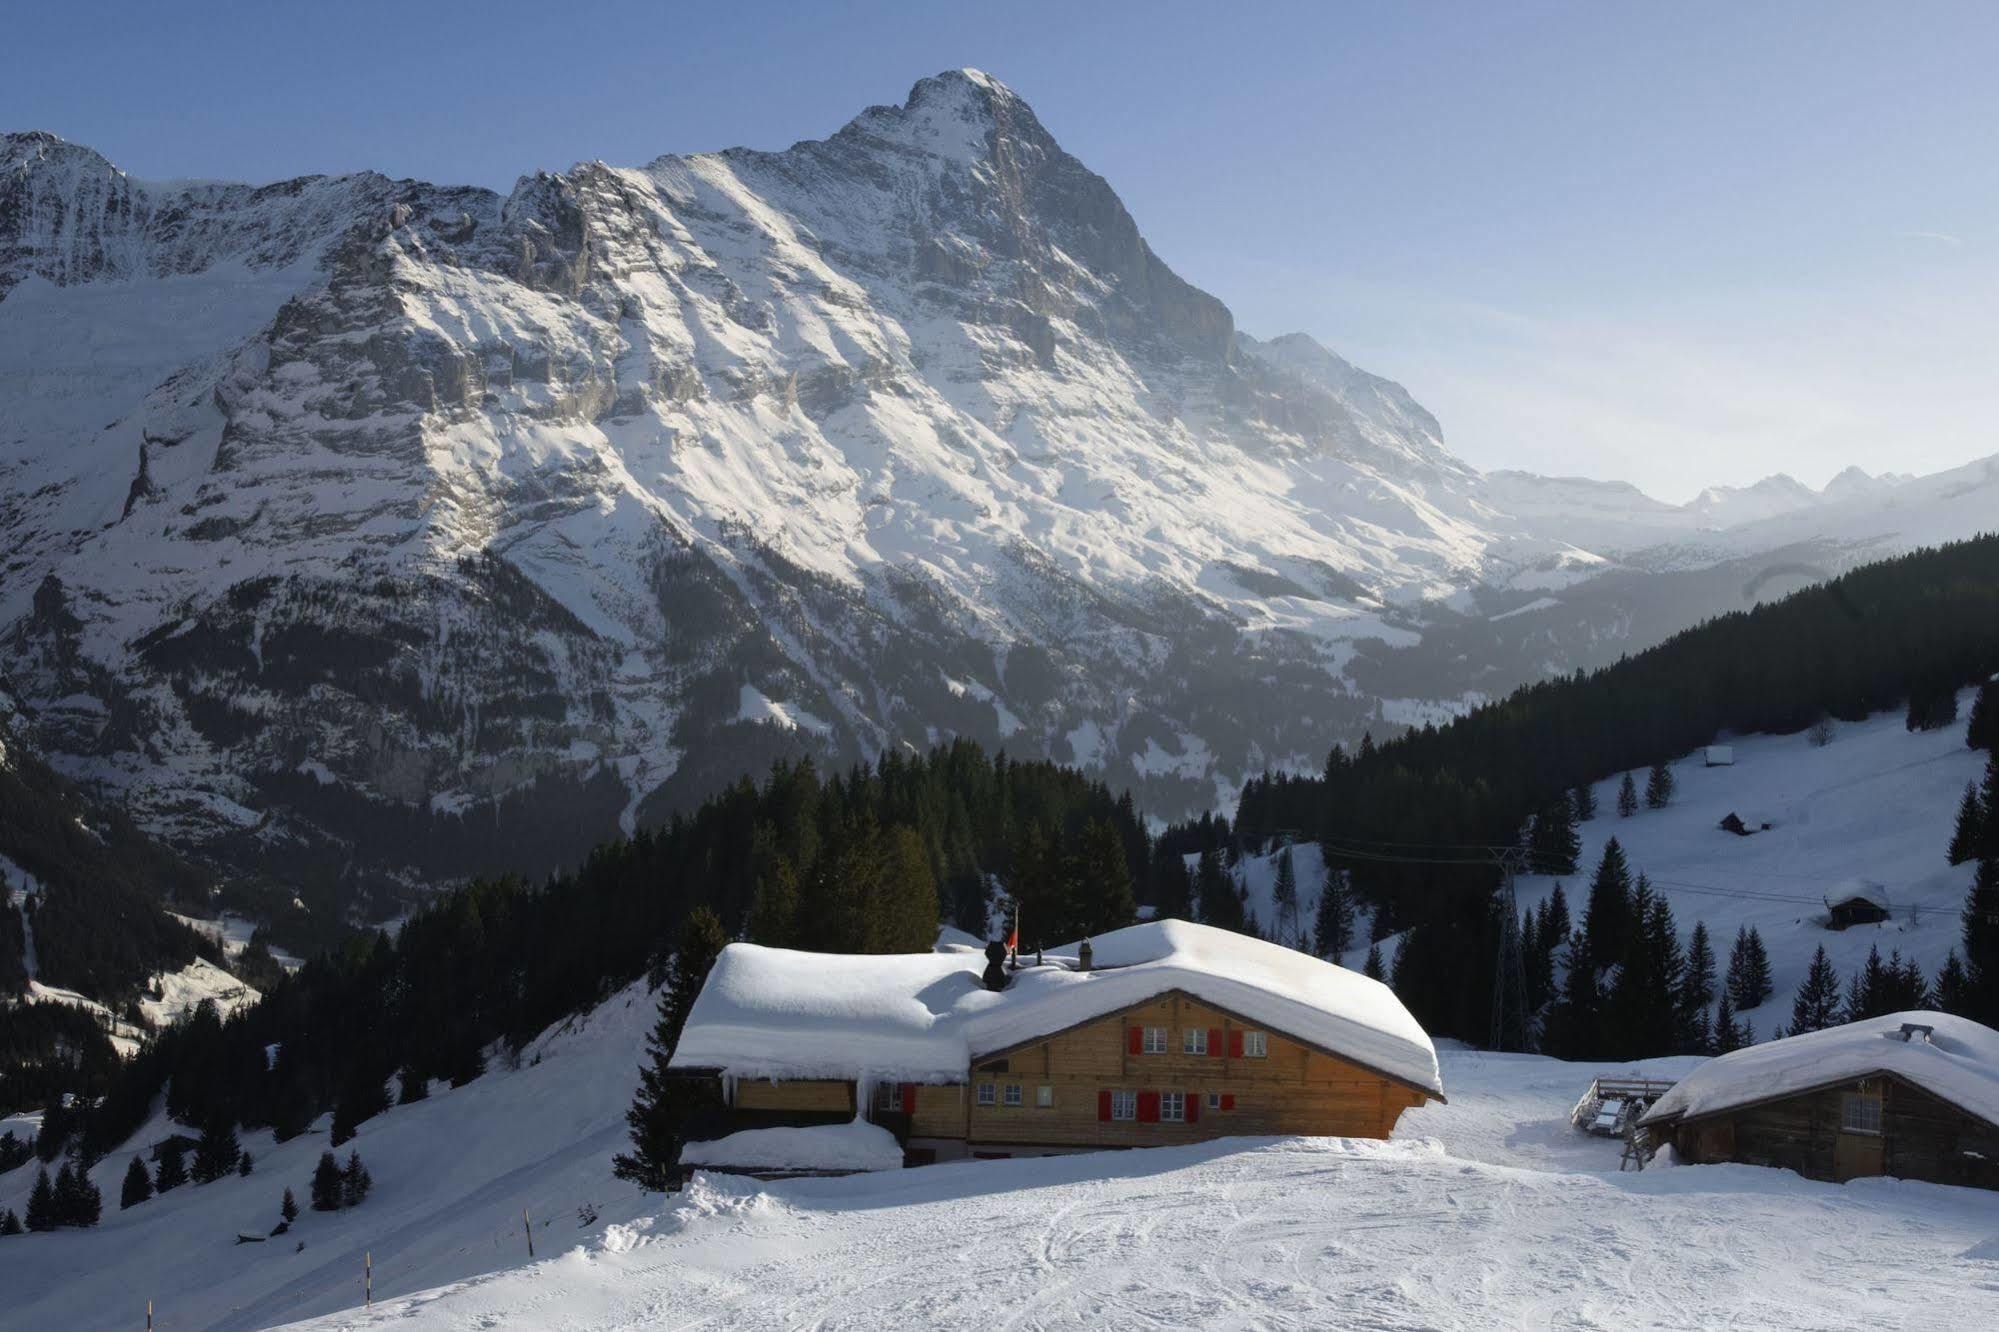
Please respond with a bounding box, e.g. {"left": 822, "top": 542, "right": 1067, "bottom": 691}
{"left": 9, "top": 0, "right": 1996, "bottom": 501}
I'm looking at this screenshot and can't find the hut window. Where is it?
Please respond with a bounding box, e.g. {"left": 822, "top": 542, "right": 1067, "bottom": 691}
{"left": 1183, "top": 1028, "right": 1209, "bottom": 1055}
{"left": 1003, "top": 1083, "right": 1023, "bottom": 1108}
{"left": 875, "top": 1083, "right": 902, "bottom": 1113}
{"left": 1110, "top": 1090, "right": 1137, "bottom": 1121}
{"left": 1206, "top": 1092, "right": 1222, "bottom": 1111}
{"left": 1160, "top": 1091, "right": 1187, "bottom": 1123}
{"left": 1036, "top": 1085, "right": 1053, "bottom": 1108}
{"left": 976, "top": 1083, "right": 997, "bottom": 1108}
{"left": 1142, "top": 1026, "right": 1168, "bottom": 1054}
{"left": 1244, "top": 1031, "right": 1269, "bottom": 1058}
{"left": 1841, "top": 1092, "right": 1883, "bottom": 1135}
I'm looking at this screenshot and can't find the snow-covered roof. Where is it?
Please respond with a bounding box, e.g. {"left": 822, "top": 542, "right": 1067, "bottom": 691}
{"left": 1824, "top": 879, "right": 1890, "bottom": 910}
{"left": 670, "top": 919, "right": 1443, "bottom": 1096}
{"left": 1640, "top": 1011, "right": 1999, "bottom": 1129}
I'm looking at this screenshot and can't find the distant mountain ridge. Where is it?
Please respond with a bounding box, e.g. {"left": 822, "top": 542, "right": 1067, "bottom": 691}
{"left": 3, "top": 71, "right": 1995, "bottom": 914}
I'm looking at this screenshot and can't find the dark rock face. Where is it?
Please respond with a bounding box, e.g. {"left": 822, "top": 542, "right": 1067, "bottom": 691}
{"left": 0, "top": 72, "right": 1530, "bottom": 913}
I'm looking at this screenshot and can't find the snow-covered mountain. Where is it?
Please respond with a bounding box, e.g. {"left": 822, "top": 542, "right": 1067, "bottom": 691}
{"left": 2, "top": 71, "right": 1995, "bottom": 907}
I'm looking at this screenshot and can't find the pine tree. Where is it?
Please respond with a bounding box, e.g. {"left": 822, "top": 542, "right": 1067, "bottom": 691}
{"left": 1725, "top": 925, "right": 1773, "bottom": 1010}
{"left": 1962, "top": 856, "right": 1999, "bottom": 1024}
{"left": 25, "top": 1167, "right": 55, "bottom": 1231}
{"left": 1579, "top": 839, "right": 1635, "bottom": 979}
{"left": 192, "top": 1119, "right": 241, "bottom": 1184}
{"left": 341, "top": 1151, "right": 372, "bottom": 1208}
{"left": 1271, "top": 846, "right": 1300, "bottom": 948}
{"left": 0, "top": 1209, "right": 20, "bottom": 1236}
{"left": 120, "top": 1155, "right": 153, "bottom": 1209}
{"left": 153, "top": 1141, "right": 188, "bottom": 1192}
{"left": 1069, "top": 818, "right": 1138, "bottom": 938}
{"left": 613, "top": 975, "right": 703, "bottom": 1192}
{"left": 1312, "top": 866, "right": 1355, "bottom": 961}
{"left": 1790, "top": 945, "right": 1845, "bottom": 1035}
{"left": 1645, "top": 761, "right": 1676, "bottom": 810}
{"left": 1195, "top": 847, "right": 1243, "bottom": 931}
{"left": 1676, "top": 921, "right": 1717, "bottom": 1052}
{"left": 1527, "top": 801, "right": 1580, "bottom": 876}
{"left": 332, "top": 1066, "right": 391, "bottom": 1147}
{"left": 747, "top": 855, "right": 801, "bottom": 947}
{"left": 239, "top": 1151, "right": 254, "bottom": 1178}
{"left": 1605, "top": 877, "right": 1681, "bottom": 1058}
{"left": 1934, "top": 949, "right": 1970, "bottom": 1014}
{"left": 1969, "top": 678, "right": 1998, "bottom": 751}
{"left": 1361, "top": 943, "right": 1386, "bottom": 982}
{"left": 1713, "top": 990, "right": 1743, "bottom": 1053}
{"left": 1949, "top": 781, "right": 1986, "bottom": 866}
{"left": 1843, "top": 944, "right": 1890, "bottom": 1022}
{"left": 1572, "top": 783, "right": 1598, "bottom": 823}
{"left": 1981, "top": 756, "right": 1999, "bottom": 860}
{"left": 281, "top": 1187, "right": 299, "bottom": 1224}
{"left": 1549, "top": 929, "right": 1601, "bottom": 1059}
{"left": 399, "top": 1067, "right": 430, "bottom": 1104}
{"left": 52, "top": 1161, "right": 99, "bottom": 1228}
{"left": 1617, "top": 772, "right": 1640, "bottom": 818}
{"left": 310, "top": 1151, "right": 344, "bottom": 1211}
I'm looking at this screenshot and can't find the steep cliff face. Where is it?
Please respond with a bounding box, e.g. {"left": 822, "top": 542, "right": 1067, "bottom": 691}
{"left": 4, "top": 74, "right": 1993, "bottom": 912}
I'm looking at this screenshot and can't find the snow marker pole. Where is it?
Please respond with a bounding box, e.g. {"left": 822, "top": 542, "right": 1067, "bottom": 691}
{"left": 524, "top": 1208, "right": 534, "bottom": 1259}
{"left": 146, "top": 1299, "right": 153, "bottom": 1331}
{"left": 365, "top": 1251, "right": 372, "bottom": 1310}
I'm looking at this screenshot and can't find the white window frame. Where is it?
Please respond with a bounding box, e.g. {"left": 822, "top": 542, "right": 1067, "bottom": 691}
{"left": 1003, "top": 1082, "right": 1023, "bottom": 1108}
{"left": 1841, "top": 1091, "right": 1882, "bottom": 1135}
{"left": 976, "top": 1082, "right": 997, "bottom": 1108}
{"left": 1207, "top": 1091, "right": 1222, "bottom": 1110}
{"left": 1036, "top": 1085, "right": 1053, "bottom": 1108}
{"left": 1183, "top": 1027, "right": 1209, "bottom": 1055}
{"left": 1142, "top": 1025, "right": 1168, "bottom": 1054}
{"left": 1244, "top": 1030, "right": 1269, "bottom": 1058}
{"left": 1160, "top": 1091, "right": 1186, "bottom": 1123}
{"left": 1111, "top": 1089, "right": 1137, "bottom": 1121}
{"left": 875, "top": 1082, "right": 901, "bottom": 1113}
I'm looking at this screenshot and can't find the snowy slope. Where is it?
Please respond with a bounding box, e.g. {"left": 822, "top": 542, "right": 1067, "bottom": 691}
{"left": 1514, "top": 692, "right": 1987, "bottom": 1036}
{"left": 7, "top": 965, "right": 1998, "bottom": 1330}
{"left": 5, "top": 77, "right": 1995, "bottom": 907}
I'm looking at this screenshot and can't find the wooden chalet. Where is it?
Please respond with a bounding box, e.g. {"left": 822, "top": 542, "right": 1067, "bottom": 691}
{"left": 1639, "top": 1012, "right": 1999, "bottom": 1191}
{"left": 668, "top": 919, "right": 1444, "bottom": 1168}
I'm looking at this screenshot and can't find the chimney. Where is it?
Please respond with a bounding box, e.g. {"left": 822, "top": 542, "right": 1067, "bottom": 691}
{"left": 1898, "top": 1022, "right": 1934, "bottom": 1044}
{"left": 1078, "top": 939, "right": 1094, "bottom": 972}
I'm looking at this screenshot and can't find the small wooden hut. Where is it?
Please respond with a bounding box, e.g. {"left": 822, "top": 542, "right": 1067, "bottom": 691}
{"left": 1639, "top": 1013, "right": 1999, "bottom": 1191}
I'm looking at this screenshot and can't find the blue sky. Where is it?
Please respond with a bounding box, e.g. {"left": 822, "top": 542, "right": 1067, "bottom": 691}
{"left": 8, "top": 0, "right": 1996, "bottom": 500}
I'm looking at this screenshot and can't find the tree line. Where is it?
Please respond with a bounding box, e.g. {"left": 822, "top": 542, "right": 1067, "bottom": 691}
{"left": 1222, "top": 535, "right": 1999, "bottom": 1042}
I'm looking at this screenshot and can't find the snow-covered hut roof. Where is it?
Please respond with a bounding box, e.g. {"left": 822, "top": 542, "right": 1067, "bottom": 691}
{"left": 1639, "top": 1011, "right": 1999, "bottom": 1129}
{"left": 670, "top": 918, "right": 1443, "bottom": 1097}
{"left": 1823, "top": 879, "right": 1889, "bottom": 911}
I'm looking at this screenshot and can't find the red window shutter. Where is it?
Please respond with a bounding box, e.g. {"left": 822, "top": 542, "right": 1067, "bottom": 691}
{"left": 1221, "top": 1093, "right": 1235, "bottom": 1112}
{"left": 1138, "top": 1091, "right": 1161, "bottom": 1123}
{"left": 1228, "top": 1029, "right": 1245, "bottom": 1059}
{"left": 1098, "top": 1090, "right": 1113, "bottom": 1122}
{"left": 1128, "top": 1026, "right": 1143, "bottom": 1056}
{"left": 900, "top": 1083, "right": 916, "bottom": 1114}
{"left": 1185, "top": 1092, "right": 1200, "bottom": 1123}
{"left": 1208, "top": 1027, "right": 1222, "bottom": 1057}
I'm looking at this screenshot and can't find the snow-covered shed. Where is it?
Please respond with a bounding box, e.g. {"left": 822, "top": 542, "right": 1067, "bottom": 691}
{"left": 1823, "top": 879, "right": 1891, "bottom": 929}
{"left": 670, "top": 919, "right": 1443, "bottom": 1164}
{"left": 1640, "top": 1012, "right": 1999, "bottom": 1190}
